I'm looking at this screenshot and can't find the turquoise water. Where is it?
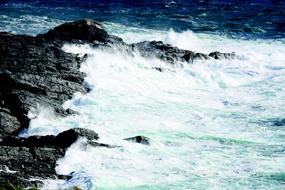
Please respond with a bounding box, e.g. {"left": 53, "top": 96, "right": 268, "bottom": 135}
{"left": 23, "top": 25, "right": 285, "bottom": 189}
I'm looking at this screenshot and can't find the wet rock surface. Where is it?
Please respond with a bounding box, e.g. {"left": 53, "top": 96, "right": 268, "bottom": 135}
{"left": 37, "top": 19, "right": 124, "bottom": 46}
{"left": 0, "top": 19, "right": 235, "bottom": 188}
{"left": 124, "top": 136, "right": 151, "bottom": 145}
{"left": 0, "top": 31, "right": 87, "bottom": 137}
{"left": 132, "top": 41, "right": 235, "bottom": 64}
{"left": 0, "top": 128, "right": 99, "bottom": 187}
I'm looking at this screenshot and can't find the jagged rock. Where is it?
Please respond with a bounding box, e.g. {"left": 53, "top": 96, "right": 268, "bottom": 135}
{"left": 0, "top": 172, "right": 43, "bottom": 189}
{"left": 37, "top": 19, "right": 124, "bottom": 45}
{"left": 209, "top": 51, "right": 236, "bottom": 59}
{"left": 0, "top": 128, "right": 99, "bottom": 148}
{"left": 0, "top": 23, "right": 94, "bottom": 188}
{"left": 0, "top": 110, "right": 21, "bottom": 139}
{"left": 0, "top": 128, "right": 99, "bottom": 187}
{"left": 0, "top": 32, "right": 87, "bottom": 137}
{"left": 0, "top": 145, "right": 64, "bottom": 187}
{"left": 132, "top": 40, "right": 235, "bottom": 63}
{"left": 124, "top": 136, "right": 151, "bottom": 145}
{"left": 55, "top": 128, "right": 99, "bottom": 148}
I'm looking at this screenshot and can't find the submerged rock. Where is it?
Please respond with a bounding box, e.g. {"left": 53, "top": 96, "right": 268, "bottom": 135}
{"left": 87, "top": 141, "right": 119, "bottom": 148}
{"left": 262, "top": 118, "right": 285, "bottom": 127}
{"left": 124, "top": 136, "right": 151, "bottom": 145}
{"left": 209, "top": 51, "right": 236, "bottom": 59}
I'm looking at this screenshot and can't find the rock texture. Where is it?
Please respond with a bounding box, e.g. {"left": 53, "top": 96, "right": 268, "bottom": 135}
{"left": 0, "top": 20, "right": 101, "bottom": 188}
{"left": 0, "top": 19, "right": 235, "bottom": 188}
{"left": 37, "top": 19, "right": 124, "bottom": 46}
{"left": 0, "top": 128, "right": 98, "bottom": 187}
{"left": 132, "top": 41, "right": 235, "bottom": 64}
{"left": 0, "top": 32, "right": 87, "bottom": 137}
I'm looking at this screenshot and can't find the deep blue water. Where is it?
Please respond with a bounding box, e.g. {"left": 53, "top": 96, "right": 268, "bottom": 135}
{"left": 1, "top": 0, "right": 285, "bottom": 39}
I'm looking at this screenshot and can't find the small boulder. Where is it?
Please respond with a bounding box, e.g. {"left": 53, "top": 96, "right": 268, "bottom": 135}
{"left": 123, "top": 136, "right": 150, "bottom": 145}
{"left": 209, "top": 51, "right": 236, "bottom": 60}
{"left": 55, "top": 128, "right": 99, "bottom": 148}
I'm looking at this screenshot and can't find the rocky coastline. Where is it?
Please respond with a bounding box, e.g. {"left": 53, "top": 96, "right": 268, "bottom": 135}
{"left": 0, "top": 19, "right": 235, "bottom": 188}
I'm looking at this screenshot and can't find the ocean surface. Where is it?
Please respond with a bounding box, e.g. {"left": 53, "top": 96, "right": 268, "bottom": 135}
{"left": 1, "top": 0, "right": 285, "bottom": 189}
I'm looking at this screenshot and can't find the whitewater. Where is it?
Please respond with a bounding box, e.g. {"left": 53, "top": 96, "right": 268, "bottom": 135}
{"left": 22, "top": 22, "right": 285, "bottom": 189}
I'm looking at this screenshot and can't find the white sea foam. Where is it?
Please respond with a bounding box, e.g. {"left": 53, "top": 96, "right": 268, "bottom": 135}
{"left": 26, "top": 24, "right": 285, "bottom": 189}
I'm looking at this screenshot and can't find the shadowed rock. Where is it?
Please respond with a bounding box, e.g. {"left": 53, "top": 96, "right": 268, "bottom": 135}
{"left": 0, "top": 128, "right": 100, "bottom": 187}
{"left": 0, "top": 22, "right": 96, "bottom": 188}
{"left": 0, "top": 128, "right": 99, "bottom": 148}
{"left": 0, "top": 32, "right": 87, "bottom": 137}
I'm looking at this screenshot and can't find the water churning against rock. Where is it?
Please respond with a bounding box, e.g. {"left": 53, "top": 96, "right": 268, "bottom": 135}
{"left": 24, "top": 27, "right": 285, "bottom": 189}
{"left": 1, "top": 1, "right": 285, "bottom": 189}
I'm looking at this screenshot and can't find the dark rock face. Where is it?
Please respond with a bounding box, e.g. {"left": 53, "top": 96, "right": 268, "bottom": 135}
{"left": 124, "top": 136, "right": 151, "bottom": 145}
{"left": 0, "top": 20, "right": 97, "bottom": 188}
{"left": 0, "top": 19, "right": 235, "bottom": 188}
{"left": 132, "top": 41, "right": 235, "bottom": 63}
{"left": 0, "top": 32, "right": 87, "bottom": 136}
{"left": 0, "top": 128, "right": 98, "bottom": 187}
{"left": 55, "top": 128, "right": 99, "bottom": 148}
{"left": 38, "top": 19, "right": 124, "bottom": 45}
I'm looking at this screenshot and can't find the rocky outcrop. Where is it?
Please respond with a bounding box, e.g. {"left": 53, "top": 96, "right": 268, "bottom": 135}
{"left": 0, "top": 32, "right": 87, "bottom": 137}
{"left": 132, "top": 41, "right": 235, "bottom": 64}
{"left": 0, "top": 128, "right": 99, "bottom": 187}
{"left": 0, "top": 19, "right": 236, "bottom": 188}
{"left": 37, "top": 19, "right": 124, "bottom": 46}
{"left": 0, "top": 21, "right": 99, "bottom": 188}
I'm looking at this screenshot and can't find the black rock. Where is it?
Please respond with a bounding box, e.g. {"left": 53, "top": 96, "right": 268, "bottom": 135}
{"left": 0, "top": 128, "right": 99, "bottom": 188}
{"left": 0, "top": 21, "right": 99, "bottom": 188}
{"left": 132, "top": 40, "right": 235, "bottom": 64}
{"left": 124, "top": 136, "right": 151, "bottom": 145}
{"left": 37, "top": 19, "right": 124, "bottom": 45}
{"left": 153, "top": 67, "right": 164, "bottom": 72}
{"left": 0, "top": 128, "right": 99, "bottom": 148}
{"left": 55, "top": 128, "right": 99, "bottom": 148}
{"left": 209, "top": 51, "right": 236, "bottom": 59}
{"left": 0, "top": 32, "right": 87, "bottom": 137}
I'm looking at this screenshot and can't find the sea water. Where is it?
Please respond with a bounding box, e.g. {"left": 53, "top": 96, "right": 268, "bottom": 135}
{"left": 1, "top": 1, "right": 285, "bottom": 189}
